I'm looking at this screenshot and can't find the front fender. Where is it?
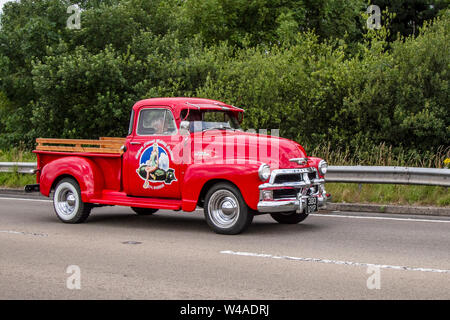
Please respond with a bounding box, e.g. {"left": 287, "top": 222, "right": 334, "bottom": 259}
{"left": 40, "top": 157, "right": 104, "bottom": 202}
{"left": 181, "top": 162, "right": 262, "bottom": 211}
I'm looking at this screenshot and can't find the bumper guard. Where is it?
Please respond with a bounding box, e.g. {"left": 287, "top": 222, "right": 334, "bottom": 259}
{"left": 257, "top": 168, "right": 329, "bottom": 213}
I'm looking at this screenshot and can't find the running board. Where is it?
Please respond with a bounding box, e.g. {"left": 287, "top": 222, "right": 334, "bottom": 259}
{"left": 89, "top": 190, "right": 182, "bottom": 210}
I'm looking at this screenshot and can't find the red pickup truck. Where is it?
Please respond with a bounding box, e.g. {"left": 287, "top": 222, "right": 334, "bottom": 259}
{"left": 29, "top": 97, "right": 330, "bottom": 234}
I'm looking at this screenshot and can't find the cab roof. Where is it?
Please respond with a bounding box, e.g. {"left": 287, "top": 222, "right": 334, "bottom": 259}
{"left": 132, "top": 97, "right": 244, "bottom": 117}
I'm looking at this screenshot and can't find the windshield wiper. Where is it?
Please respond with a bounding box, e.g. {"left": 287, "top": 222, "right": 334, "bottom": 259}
{"left": 202, "top": 127, "right": 236, "bottom": 132}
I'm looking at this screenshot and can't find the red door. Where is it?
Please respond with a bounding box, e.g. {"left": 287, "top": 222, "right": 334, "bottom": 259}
{"left": 124, "top": 107, "right": 183, "bottom": 199}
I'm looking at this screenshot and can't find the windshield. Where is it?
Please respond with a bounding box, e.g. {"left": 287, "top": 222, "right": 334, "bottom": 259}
{"left": 180, "top": 109, "right": 241, "bottom": 132}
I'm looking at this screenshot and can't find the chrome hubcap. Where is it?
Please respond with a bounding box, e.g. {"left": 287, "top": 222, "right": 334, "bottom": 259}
{"left": 208, "top": 190, "right": 239, "bottom": 228}
{"left": 66, "top": 194, "right": 76, "bottom": 207}
{"left": 55, "top": 185, "right": 78, "bottom": 217}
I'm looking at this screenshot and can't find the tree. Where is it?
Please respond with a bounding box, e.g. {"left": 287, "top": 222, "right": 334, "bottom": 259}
{"left": 178, "top": 0, "right": 367, "bottom": 46}
{"left": 370, "top": 0, "right": 449, "bottom": 40}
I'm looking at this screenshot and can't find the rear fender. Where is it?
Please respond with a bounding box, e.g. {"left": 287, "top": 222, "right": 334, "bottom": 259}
{"left": 40, "top": 157, "right": 104, "bottom": 202}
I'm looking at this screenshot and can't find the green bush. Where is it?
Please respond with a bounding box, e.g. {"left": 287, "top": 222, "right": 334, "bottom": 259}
{"left": 326, "top": 183, "right": 450, "bottom": 207}
{"left": 197, "top": 33, "right": 349, "bottom": 148}
{"left": 0, "top": 1, "right": 448, "bottom": 161}
{"left": 30, "top": 44, "right": 142, "bottom": 139}
{"left": 340, "top": 12, "right": 450, "bottom": 152}
{"left": 197, "top": 15, "right": 449, "bottom": 154}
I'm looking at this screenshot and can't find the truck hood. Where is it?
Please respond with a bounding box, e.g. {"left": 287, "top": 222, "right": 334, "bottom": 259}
{"left": 191, "top": 130, "right": 307, "bottom": 169}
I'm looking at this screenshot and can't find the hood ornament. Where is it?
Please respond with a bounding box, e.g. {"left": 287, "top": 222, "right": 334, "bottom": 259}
{"left": 289, "top": 158, "right": 308, "bottom": 165}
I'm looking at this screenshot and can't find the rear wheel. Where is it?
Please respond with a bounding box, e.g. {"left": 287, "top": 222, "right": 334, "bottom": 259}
{"left": 270, "top": 211, "right": 309, "bottom": 224}
{"left": 204, "top": 183, "right": 253, "bottom": 235}
{"left": 53, "top": 177, "right": 91, "bottom": 223}
{"left": 131, "top": 207, "right": 158, "bottom": 215}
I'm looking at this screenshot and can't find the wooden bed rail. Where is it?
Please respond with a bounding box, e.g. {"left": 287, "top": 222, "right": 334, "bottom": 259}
{"left": 99, "top": 137, "right": 127, "bottom": 142}
{"left": 36, "top": 138, "right": 126, "bottom": 154}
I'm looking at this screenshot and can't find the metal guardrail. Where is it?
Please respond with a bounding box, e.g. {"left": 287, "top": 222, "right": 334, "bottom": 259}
{"left": 327, "top": 166, "right": 450, "bottom": 187}
{"left": 0, "top": 162, "right": 37, "bottom": 174}
{"left": 0, "top": 163, "right": 449, "bottom": 187}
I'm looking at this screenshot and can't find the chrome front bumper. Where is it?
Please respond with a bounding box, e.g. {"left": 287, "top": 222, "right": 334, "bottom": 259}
{"left": 257, "top": 194, "right": 328, "bottom": 213}
{"left": 257, "top": 167, "right": 328, "bottom": 214}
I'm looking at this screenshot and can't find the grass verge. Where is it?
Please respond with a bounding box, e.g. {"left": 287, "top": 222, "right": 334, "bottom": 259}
{"left": 309, "top": 143, "right": 449, "bottom": 168}
{"left": 0, "top": 172, "right": 36, "bottom": 188}
{"left": 0, "top": 148, "right": 36, "bottom": 162}
{"left": 0, "top": 149, "right": 36, "bottom": 188}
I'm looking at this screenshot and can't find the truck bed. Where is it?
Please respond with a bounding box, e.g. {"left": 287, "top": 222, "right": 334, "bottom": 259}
{"left": 36, "top": 137, "right": 126, "bottom": 154}
{"left": 34, "top": 137, "right": 126, "bottom": 195}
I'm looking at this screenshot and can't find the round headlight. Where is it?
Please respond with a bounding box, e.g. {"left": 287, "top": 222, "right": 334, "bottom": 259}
{"left": 318, "top": 160, "right": 328, "bottom": 175}
{"left": 258, "top": 164, "right": 271, "bottom": 181}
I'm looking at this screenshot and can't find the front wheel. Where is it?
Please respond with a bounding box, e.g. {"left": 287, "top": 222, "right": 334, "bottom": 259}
{"left": 53, "top": 177, "right": 92, "bottom": 223}
{"left": 204, "top": 183, "right": 253, "bottom": 235}
{"left": 270, "top": 211, "right": 309, "bottom": 224}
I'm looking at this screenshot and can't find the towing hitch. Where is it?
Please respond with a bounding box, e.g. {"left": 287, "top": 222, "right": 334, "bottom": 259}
{"left": 24, "top": 184, "right": 40, "bottom": 193}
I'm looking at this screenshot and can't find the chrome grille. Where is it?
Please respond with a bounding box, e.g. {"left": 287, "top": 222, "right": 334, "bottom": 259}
{"left": 272, "top": 168, "right": 318, "bottom": 184}
{"left": 273, "top": 189, "right": 298, "bottom": 199}
{"left": 308, "top": 171, "right": 318, "bottom": 180}
{"left": 273, "top": 174, "right": 302, "bottom": 184}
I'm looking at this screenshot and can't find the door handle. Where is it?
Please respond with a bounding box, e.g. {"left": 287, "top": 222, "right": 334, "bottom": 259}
{"left": 130, "top": 142, "right": 142, "bottom": 145}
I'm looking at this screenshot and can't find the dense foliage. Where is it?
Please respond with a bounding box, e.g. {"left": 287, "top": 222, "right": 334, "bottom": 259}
{"left": 0, "top": 0, "right": 448, "bottom": 160}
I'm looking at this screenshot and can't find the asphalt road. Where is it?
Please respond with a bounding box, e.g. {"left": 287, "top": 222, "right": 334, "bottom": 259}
{"left": 0, "top": 195, "right": 449, "bottom": 300}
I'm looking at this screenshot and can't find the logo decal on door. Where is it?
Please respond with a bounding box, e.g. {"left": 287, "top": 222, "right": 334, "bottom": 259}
{"left": 136, "top": 140, "right": 177, "bottom": 189}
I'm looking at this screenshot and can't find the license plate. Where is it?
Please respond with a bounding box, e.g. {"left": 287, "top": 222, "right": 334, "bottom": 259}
{"left": 305, "top": 197, "right": 318, "bottom": 213}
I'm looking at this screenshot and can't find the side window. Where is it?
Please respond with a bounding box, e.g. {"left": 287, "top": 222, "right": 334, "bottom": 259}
{"left": 137, "top": 109, "right": 177, "bottom": 136}
{"left": 128, "top": 110, "right": 134, "bottom": 136}
{"left": 163, "top": 110, "right": 177, "bottom": 134}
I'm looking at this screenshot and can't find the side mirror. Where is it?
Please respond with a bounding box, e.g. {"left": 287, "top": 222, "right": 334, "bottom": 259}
{"left": 180, "top": 121, "right": 190, "bottom": 135}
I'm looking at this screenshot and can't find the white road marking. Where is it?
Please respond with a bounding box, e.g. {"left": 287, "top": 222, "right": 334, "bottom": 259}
{"left": 0, "top": 230, "right": 48, "bottom": 237}
{"left": 221, "top": 250, "right": 450, "bottom": 274}
{"left": 198, "top": 208, "right": 450, "bottom": 223}
{"left": 1, "top": 197, "right": 449, "bottom": 223}
{"left": 311, "top": 213, "right": 450, "bottom": 223}
{"left": 0, "top": 197, "right": 51, "bottom": 203}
